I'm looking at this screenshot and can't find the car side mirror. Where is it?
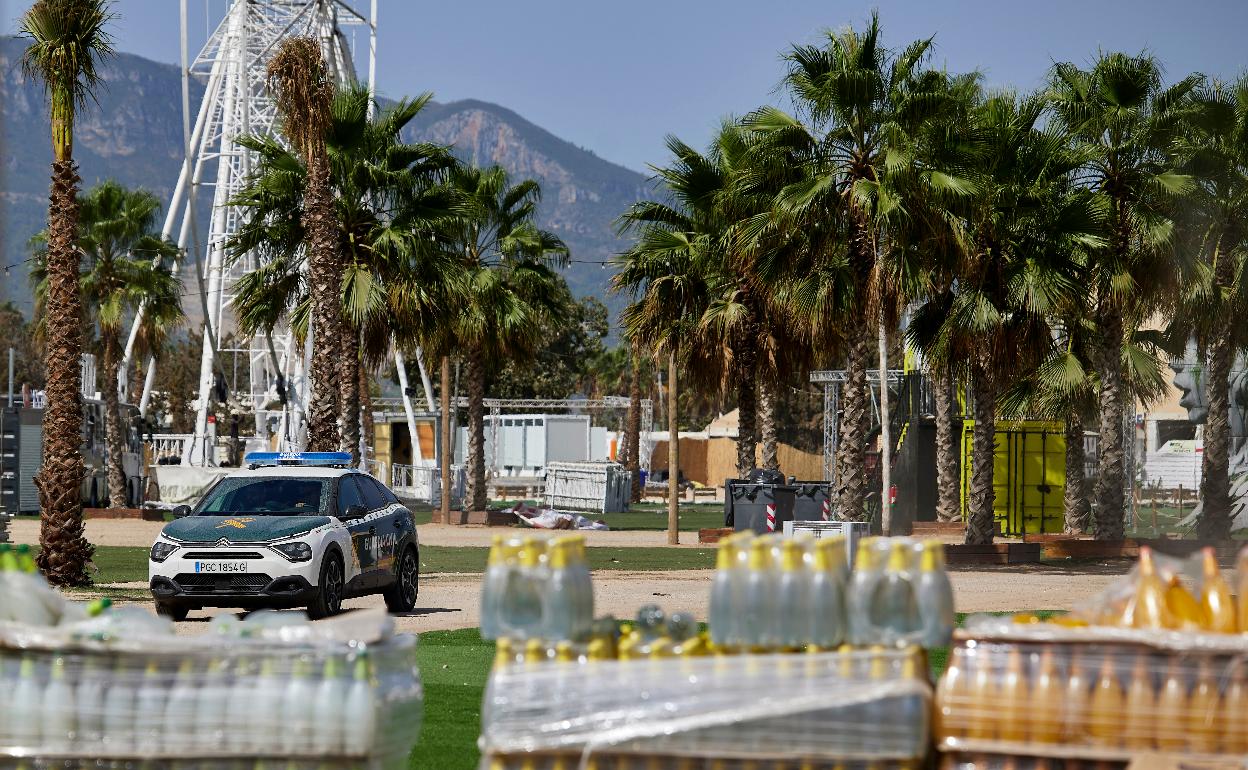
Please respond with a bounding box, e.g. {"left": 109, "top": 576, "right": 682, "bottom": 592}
{"left": 171, "top": 505, "right": 192, "bottom": 519}
{"left": 343, "top": 504, "right": 367, "bottom": 520}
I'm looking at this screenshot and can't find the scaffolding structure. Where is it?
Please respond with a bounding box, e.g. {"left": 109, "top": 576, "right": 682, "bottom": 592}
{"left": 120, "top": 0, "right": 375, "bottom": 466}
{"left": 809, "top": 369, "right": 905, "bottom": 484}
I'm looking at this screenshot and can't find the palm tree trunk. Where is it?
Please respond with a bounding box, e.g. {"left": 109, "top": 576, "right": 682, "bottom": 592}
{"left": 101, "top": 330, "right": 127, "bottom": 508}
{"left": 1198, "top": 323, "right": 1233, "bottom": 539}
{"left": 836, "top": 329, "right": 871, "bottom": 521}
{"left": 303, "top": 147, "right": 341, "bottom": 452}
{"left": 966, "top": 363, "right": 997, "bottom": 545}
{"left": 625, "top": 343, "right": 642, "bottom": 503}
{"left": 1064, "top": 412, "right": 1091, "bottom": 534}
{"left": 667, "top": 349, "right": 679, "bottom": 545}
{"left": 339, "top": 324, "right": 360, "bottom": 464}
{"left": 35, "top": 154, "right": 93, "bottom": 586}
{"left": 759, "top": 377, "right": 779, "bottom": 471}
{"left": 465, "top": 352, "right": 487, "bottom": 514}
{"left": 1093, "top": 304, "right": 1126, "bottom": 540}
{"left": 735, "top": 342, "right": 758, "bottom": 477}
{"left": 933, "top": 363, "right": 960, "bottom": 522}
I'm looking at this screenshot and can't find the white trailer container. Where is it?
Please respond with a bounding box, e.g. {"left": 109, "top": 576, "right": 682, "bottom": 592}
{"left": 545, "top": 462, "right": 631, "bottom": 513}
{"left": 456, "top": 414, "right": 592, "bottom": 476}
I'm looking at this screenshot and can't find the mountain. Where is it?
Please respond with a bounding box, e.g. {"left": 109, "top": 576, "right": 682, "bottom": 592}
{"left": 0, "top": 36, "right": 648, "bottom": 320}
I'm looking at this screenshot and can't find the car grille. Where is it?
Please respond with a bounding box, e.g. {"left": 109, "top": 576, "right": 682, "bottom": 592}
{"left": 173, "top": 573, "right": 272, "bottom": 594}
{"left": 181, "top": 551, "right": 265, "bottom": 560}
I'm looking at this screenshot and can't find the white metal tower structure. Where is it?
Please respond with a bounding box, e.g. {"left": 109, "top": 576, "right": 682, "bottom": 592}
{"left": 120, "top": 0, "right": 374, "bottom": 466}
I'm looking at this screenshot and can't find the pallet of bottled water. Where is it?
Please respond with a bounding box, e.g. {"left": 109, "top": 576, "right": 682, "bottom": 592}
{"left": 479, "top": 647, "right": 932, "bottom": 768}
{"left": 0, "top": 602, "right": 422, "bottom": 768}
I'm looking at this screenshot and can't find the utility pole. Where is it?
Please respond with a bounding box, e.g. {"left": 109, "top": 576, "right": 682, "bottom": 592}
{"left": 440, "top": 357, "right": 452, "bottom": 521}
{"left": 879, "top": 315, "right": 892, "bottom": 536}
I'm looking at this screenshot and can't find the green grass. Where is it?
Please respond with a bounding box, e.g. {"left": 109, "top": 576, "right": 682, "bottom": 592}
{"left": 408, "top": 628, "right": 494, "bottom": 770}
{"left": 597, "top": 504, "right": 725, "bottom": 532}
{"left": 418, "top": 545, "right": 715, "bottom": 574}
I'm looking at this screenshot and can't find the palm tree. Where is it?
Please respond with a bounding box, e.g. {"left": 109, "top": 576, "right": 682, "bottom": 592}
{"left": 746, "top": 14, "right": 956, "bottom": 519}
{"left": 19, "top": 0, "right": 114, "bottom": 586}
{"left": 229, "top": 86, "right": 456, "bottom": 458}
{"left": 1171, "top": 74, "right": 1248, "bottom": 539}
{"left": 439, "top": 164, "right": 569, "bottom": 514}
{"left": 32, "top": 181, "right": 182, "bottom": 509}
{"left": 266, "top": 37, "right": 340, "bottom": 452}
{"left": 624, "top": 340, "right": 644, "bottom": 501}
{"left": 1047, "top": 53, "right": 1200, "bottom": 539}
{"left": 911, "top": 92, "right": 1098, "bottom": 544}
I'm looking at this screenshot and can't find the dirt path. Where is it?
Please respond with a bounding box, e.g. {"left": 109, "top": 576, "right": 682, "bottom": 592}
{"left": 91, "top": 560, "right": 1138, "bottom": 636}
{"left": 7, "top": 519, "right": 706, "bottom": 549}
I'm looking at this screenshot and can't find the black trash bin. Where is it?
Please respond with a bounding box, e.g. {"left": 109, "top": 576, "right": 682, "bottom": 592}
{"left": 729, "top": 479, "right": 796, "bottom": 534}
{"left": 792, "top": 481, "right": 832, "bottom": 522}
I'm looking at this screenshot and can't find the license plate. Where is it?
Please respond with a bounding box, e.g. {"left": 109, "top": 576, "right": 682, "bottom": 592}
{"left": 194, "top": 561, "right": 249, "bottom": 573}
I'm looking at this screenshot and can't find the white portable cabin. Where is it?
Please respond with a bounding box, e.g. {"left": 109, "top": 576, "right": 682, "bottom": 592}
{"left": 454, "top": 414, "right": 607, "bottom": 477}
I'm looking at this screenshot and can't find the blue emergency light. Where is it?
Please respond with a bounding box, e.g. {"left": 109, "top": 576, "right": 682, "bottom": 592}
{"left": 244, "top": 451, "right": 353, "bottom": 468}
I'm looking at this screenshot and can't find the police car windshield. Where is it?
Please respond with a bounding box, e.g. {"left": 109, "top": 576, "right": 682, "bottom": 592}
{"left": 194, "top": 477, "right": 331, "bottom": 516}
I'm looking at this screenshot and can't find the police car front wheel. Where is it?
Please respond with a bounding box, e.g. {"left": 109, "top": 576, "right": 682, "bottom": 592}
{"left": 307, "top": 552, "right": 344, "bottom": 619}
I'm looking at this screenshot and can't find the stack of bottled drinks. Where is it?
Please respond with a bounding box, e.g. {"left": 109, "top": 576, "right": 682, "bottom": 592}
{"left": 480, "top": 534, "right": 594, "bottom": 643}
{"left": 709, "top": 534, "right": 955, "bottom": 652}
{"left": 0, "top": 549, "right": 422, "bottom": 769}
{"left": 935, "top": 545, "right": 1248, "bottom": 763}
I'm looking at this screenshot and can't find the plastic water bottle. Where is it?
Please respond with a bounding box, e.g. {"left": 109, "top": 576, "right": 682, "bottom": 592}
{"left": 134, "top": 660, "right": 167, "bottom": 752}
{"left": 280, "top": 657, "right": 315, "bottom": 753}
{"left": 250, "top": 657, "right": 284, "bottom": 753}
{"left": 225, "top": 659, "right": 256, "bottom": 752}
{"left": 163, "top": 659, "right": 197, "bottom": 752}
{"left": 869, "top": 540, "right": 921, "bottom": 646}
{"left": 193, "top": 658, "right": 229, "bottom": 753}
{"left": 775, "top": 539, "right": 810, "bottom": 648}
{"left": 543, "top": 539, "right": 577, "bottom": 641}
{"left": 501, "top": 538, "right": 545, "bottom": 639}
{"left": 808, "top": 536, "right": 847, "bottom": 649}
{"left": 566, "top": 537, "right": 594, "bottom": 640}
{"left": 344, "top": 652, "right": 375, "bottom": 756}
{"left": 41, "top": 655, "right": 74, "bottom": 751}
{"left": 75, "top": 656, "right": 105, "bottom": 747}
{"left": 742, "top": 537, "right": 777, "bottom": 649}
{"left": 847, "top": 538, "right": 884, "bottom": 645}
{"left": 480, "top": 535, "right": 511, "bottom": 640}
{"left": 102, "top": 659, "right": 134, "bottom": 753}
{"left": 708, "top": 534, "right": 740, "bottom": 648}
{"left": 10, "top": 654, "right": 42, "bottom": 749}
{"left": 312, "top": 655, "right": 348, "bottom": 754}
{"left": 914, "top": 540, "right": 954, "bottom": 647}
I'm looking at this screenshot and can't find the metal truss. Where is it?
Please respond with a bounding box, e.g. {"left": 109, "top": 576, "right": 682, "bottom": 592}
{"left": 810, "top": 369, "right": 905, "bottom": 483}
{"left": 121, "top": 1, "right": 373, "bottom": 466}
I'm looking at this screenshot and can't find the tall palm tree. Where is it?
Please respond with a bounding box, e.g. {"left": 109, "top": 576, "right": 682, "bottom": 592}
{"left": 19, "top": 0, "right": 114, "bottom": 586}
{"left": 229, "top": 86, "right": 456, "bottom": 458}
{"left": 439, "top": 164, "right": 569, "bottom": 513}
{"left": 32, "top": 181, "right": 182, "bottom": 509}
{"left": 911, "top": 92, "right": 1098, "bottom": 544}
{"left": 1047, "top": 53, "right": 1200, "bottom": 539}
{"left": 266, "top": 37, "right": 340, "bottom": 452}
{"left": 747, "top": 14, "right": 956, "bottom": 519}
{"left": 1171, "top": 74, "right": 1248, "bottom": 539}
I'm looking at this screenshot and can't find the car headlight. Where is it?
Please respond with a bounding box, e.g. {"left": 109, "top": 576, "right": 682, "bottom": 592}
{"left": 150, "top": 541, "right": 178, "bottom": 562}
{"left": 272, "top": 541, "right": 312, "bottom": 562}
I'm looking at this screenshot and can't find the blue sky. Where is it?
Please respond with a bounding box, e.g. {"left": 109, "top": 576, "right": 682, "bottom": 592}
{"left": 4, "top": 0, "right": 1247, "bottom": 173}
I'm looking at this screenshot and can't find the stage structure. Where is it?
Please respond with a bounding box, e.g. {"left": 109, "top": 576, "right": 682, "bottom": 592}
{"left": 118, "top": 0, "right": 392, "bottom": 466}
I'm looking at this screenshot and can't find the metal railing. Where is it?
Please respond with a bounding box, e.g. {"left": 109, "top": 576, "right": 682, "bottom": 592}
{"left": 392, "top": 462, "right": 465, "bottom": 505}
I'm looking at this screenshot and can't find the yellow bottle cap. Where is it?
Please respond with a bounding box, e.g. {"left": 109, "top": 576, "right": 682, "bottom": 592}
{"left": 494, "top": 638, "right": 514, "bottom": 667}
{"left": 748, "top": 538, "right": 772, "bottom": 570}
{"left": 716, "top": 536, "right": 737, "bottom": 569}
{"left": 587, "top": 638, "right": 611, "bottom": 660}
{"left": 887, "top": 541, "right": 911, "bottom": 572}
{"left": 555, "top": 641, "right": 576, "bottom": 663}
{"left": 855, "top": 537, "right": 878, "bottom": 569}
{"left": 780, "top": 540, "right": 804, "bottom": 571}
{"left": 814, "top": 537, "right": 846, "bottom": 571}
{"left": 524, "top": 639, "right": 546, "bottom": 663}
{"left": 919, "top": 540, "right": 945, "bottom": 571}
{"left": 487, "top": 535, "right": 506, "bottom": 566}
{"left": 519, "top": 539, "right": 543, "bottom": 568}
{"left": 548, "top": 541, "right": 569, "bottom": 569}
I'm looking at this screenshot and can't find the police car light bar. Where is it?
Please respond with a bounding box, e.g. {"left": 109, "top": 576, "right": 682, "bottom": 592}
{"left": 244, "top": 451, "right": 353, "bottom": 468}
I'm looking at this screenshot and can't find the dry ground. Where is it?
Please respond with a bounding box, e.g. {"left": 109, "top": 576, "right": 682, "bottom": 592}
{"left": 11, "top": 519, "right": 1139, "bottom": 634}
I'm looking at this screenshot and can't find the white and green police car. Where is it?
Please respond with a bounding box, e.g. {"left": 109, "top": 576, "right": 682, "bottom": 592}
{"left": 148, "top": 452, "right": 419, "bottom": 621}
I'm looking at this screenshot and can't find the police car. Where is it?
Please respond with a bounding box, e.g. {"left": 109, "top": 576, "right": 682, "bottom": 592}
{"left": 148, "top": 452, "right": 419, "bottom": 621}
